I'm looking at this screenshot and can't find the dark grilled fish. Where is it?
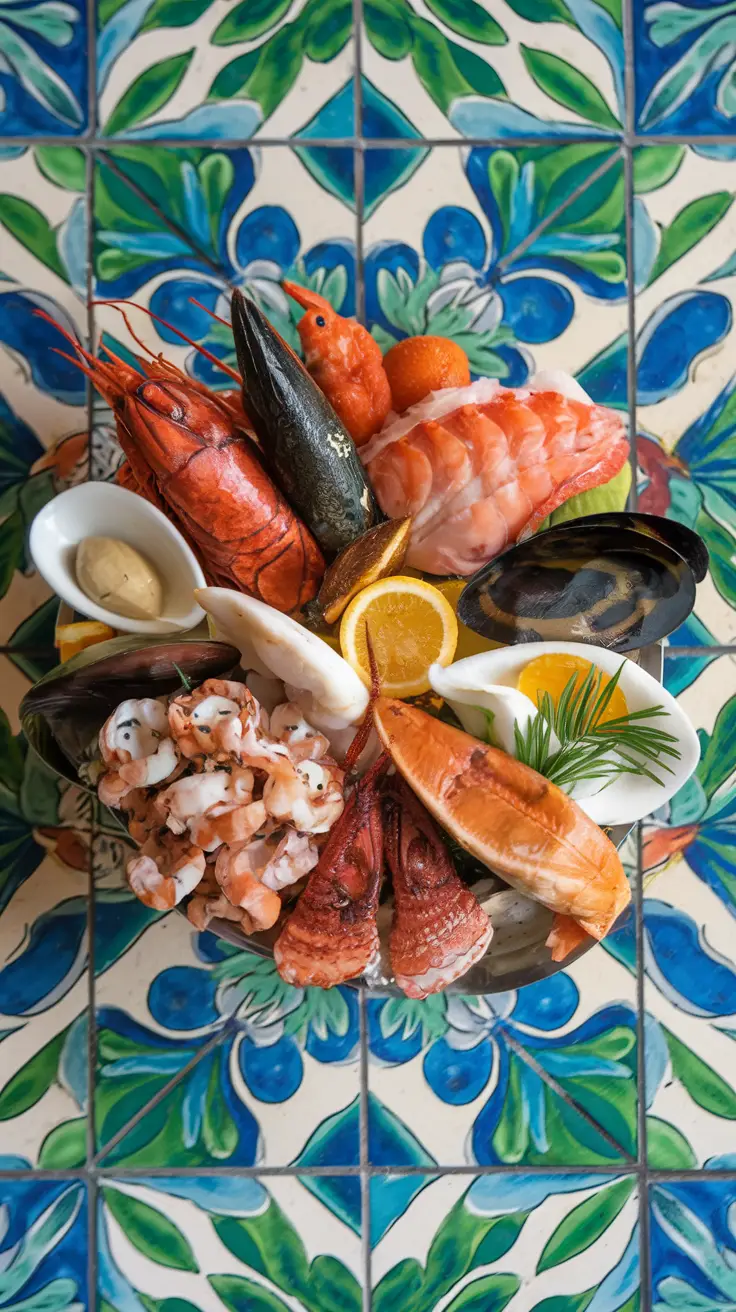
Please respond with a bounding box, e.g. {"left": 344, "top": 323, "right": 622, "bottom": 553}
{"left": 231, "top": 289, "right": 379, "bottom": 556}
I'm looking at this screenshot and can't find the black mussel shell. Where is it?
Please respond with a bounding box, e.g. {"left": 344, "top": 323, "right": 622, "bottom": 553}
{"left": 20, "top": 635, "right": 241, "bottom": 789}
{"left": 457, "top": 523, "right": 696, "bottom": 652}
{"left": 561, "top": 512, "right": 709, "bottom": 583}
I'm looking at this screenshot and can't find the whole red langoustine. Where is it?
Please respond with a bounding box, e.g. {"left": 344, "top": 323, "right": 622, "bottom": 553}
{"left": 45, "top": 316, "right": 324, "bottom": 613}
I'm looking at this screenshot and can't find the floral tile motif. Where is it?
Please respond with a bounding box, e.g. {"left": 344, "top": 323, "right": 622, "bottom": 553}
{"left": 0, "top": 628, "right": 91, "bottom": 1166}
{"left": 92, "top": 144, "right": 356, "bottom": 382}
{"left": 362, "top": 0, "right": 625, "bottom": 140}
{"left": 367, "top": 912, "right": 639, "bottom": 1169}
{"left": 93, "top": 839, "right": 361, "bottom": 1169}
{"left": 0, "top": 853, "right": 89, "bottom": 1167}
{"left": 634, "top": 145, "right": 736, "bottom": 647}
{"left": 634, "top": 0, "right": 736, "bottom": 135}
{"left": 371, "top": 1172, "right": 639, "bottom": 1309}
{"left": 0, "top": 1176, "right": 88, "bottom": 1311}
{"left": 650, "top": 1179, "right": 736, "bottom": 1312}
{"left": 0, "top": 3, "right": 87, "bottom": 135}
{"left": 97, "top": 0, "right": 354, "bottom": 140}
{"left": 641, "top": 656, "right": 736, "bottom": 1168}
{"left": 98, "top": 1174, "right": 362, "bottom": 1312}
{"left": 0, "top": 146, "right": 87, "bottom": 644}
{"left": 362, "top": 143, "right": 628, "bottom": 392}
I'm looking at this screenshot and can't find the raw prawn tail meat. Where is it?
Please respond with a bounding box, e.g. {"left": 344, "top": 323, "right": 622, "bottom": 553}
{"left": 383, "top": 775, "right": 492, "bottom": 999}
{"left": 282, "top": 282, "right": 392, "bottom": 446}
{"left": 39, "top": 307, "right": 324, "bottom": 613}
{"left": 273, "top": 753, "right": 389, "bottom": 988}
{"left": 361, "top": 378, "right": 629, "bottom": 576}
{"left": 373, "top": 696, "right": 631, "bottom": 941}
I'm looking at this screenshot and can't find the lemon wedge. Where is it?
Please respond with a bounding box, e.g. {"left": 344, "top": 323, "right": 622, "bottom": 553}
{"left": 340, "top": 575, "right": 458, "bottom": 696}
{"left": 55, "top": 620, "right": 116, "bottom": 664}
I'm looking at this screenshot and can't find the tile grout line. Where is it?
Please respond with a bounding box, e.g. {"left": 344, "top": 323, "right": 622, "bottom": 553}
{"left": 9, "top": 132, "right": 736, "bottom": 148}
{"left": 87, "top": 1170, "right": 98, "bottom": 1312}
{"left": 635, "top": 822, "right": 653, "bottom": 1312}
{"left": 85, "top": 0, "right": 96, "bottom": 137}
{"left": 358, "top": 986, "right": 372, "bottom": 1310}
{"left": 353, "top": 0, "right": 366, "bottom": 327}
{"left": 2, "top": 1165, "right": 735, "bottom": 1180}
{"left": 84, "top": 129, "right": 99, "bottom": 1179}
{"left": 623, "top": 134, "right": 638, "bottom": 512}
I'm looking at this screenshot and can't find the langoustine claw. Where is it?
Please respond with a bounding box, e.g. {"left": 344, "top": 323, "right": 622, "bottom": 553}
{"left": 98, "top": 698, "right": 178, "bottom": 806}
{"left": 374, "top": 697, "right": 630, "bottom": 941}
{"left": 383, "top": 775, "right": 493, "bottom": 999}
{"left": 274, "top": 754, "right": 388, "bottom": 988}
{"left": 230, "top": 289, "right": 379, "bottom": 556}
{"left": 127, "top": 831, "right": 206, "bottom": 910}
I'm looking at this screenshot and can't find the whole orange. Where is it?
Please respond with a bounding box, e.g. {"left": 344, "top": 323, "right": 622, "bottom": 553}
{"left": 383, "top": 335, "right": 471, "bottom": 413}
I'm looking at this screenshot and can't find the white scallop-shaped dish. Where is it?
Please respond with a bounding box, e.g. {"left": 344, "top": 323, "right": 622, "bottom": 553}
{"left": 430, "top": 640, "right": 700, "bottom": 828}
{"left": 30, "top": 483, "right": 206, "bottom": 635}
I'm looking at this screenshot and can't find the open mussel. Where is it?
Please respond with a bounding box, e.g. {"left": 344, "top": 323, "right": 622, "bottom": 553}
{"left": 20, "top": 634, "right": 241, "bottom": 789}
{"left": 562, "top": 512, "right": 709, "bottom": 583}
{"left": 457, "top": 514, "right": 704, "bottom": 652}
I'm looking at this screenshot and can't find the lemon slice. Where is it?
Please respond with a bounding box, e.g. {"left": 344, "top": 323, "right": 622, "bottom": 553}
{"left": 340, "top": 575, "right": 458, "bottom": 696}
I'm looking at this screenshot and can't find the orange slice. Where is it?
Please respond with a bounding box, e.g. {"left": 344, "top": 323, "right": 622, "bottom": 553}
{"left": 339, "top": 575, "right": 457, "bottom": 697}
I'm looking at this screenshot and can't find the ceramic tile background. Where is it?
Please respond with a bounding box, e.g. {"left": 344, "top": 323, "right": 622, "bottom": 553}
{"left": 2, "top": 1, "right": 736, "bottom": 1309}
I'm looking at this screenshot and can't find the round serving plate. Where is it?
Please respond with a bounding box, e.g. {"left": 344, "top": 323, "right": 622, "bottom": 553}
{"left": 21, "top": 630, "right": 661, "bottom": 996}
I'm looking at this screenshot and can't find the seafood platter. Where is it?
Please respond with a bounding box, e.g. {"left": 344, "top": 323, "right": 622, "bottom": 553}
{"left": 22, "top": 287, "right": 706, "bottom": 996}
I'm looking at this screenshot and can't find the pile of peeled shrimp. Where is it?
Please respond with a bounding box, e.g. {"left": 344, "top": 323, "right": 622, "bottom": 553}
{"left": 97, "top": 678, "right": 346, "bottom": 932}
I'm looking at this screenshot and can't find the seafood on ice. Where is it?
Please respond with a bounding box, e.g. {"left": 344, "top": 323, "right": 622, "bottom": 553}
{"left": 361, "top": 376, "right": 629, "bottom": 576}
{"left": 97, "top": 676, "right": 346, "bottom": 923}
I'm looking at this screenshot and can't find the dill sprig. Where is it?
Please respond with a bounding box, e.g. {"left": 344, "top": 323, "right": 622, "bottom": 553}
{"left": 513, "top": 661, "right": 681, "bottom": 789}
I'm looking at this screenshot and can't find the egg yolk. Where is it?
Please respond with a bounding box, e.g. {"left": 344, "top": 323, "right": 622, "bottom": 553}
{"left": 517, "top": 654, "right": 628, "bottom": 724}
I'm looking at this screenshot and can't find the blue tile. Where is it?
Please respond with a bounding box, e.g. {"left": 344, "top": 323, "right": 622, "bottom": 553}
{"left": 0, "top": 1, "right": 87, "bottom": 135}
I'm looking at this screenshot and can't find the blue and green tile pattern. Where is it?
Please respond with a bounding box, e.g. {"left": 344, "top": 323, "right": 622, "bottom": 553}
{"left": 2, "top": 2, "right": 736, "bottom": 1306}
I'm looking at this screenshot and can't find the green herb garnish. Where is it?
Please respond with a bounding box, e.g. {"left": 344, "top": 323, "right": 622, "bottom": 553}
{"left": 512, "top": 662, "right": 681, "bottom": 789}
{"left": 172, "top": 662, "right": 193, "bottom": 692}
